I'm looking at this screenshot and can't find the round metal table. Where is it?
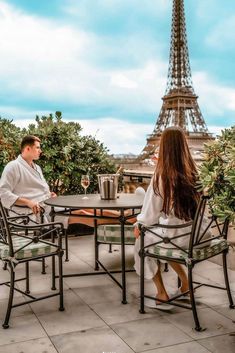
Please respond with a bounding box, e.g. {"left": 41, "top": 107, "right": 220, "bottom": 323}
{"left": 45, "top": 193, "right": 144, "bottom": 303}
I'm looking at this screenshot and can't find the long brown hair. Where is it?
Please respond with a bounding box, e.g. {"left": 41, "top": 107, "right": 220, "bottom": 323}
{"left": 153, "top": 127, "right": 200, "bottom": 221}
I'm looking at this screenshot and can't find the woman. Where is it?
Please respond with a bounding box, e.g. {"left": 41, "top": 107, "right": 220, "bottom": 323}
{"left": 134, "top": 126, "right": 201, "bottom": 306}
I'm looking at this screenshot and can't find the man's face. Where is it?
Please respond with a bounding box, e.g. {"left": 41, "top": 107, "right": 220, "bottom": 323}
{"left": 27, "top": 141, "right": 42, "bottom": 160}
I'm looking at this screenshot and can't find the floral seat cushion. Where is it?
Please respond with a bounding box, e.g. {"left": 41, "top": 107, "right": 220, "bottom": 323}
{"left": 97, "top": 224, "right": 135, "bottom": 245}
{"left": 152, "top": 239, "right": 228, "bottom": 261}
{"left": 0, "top": 236, "right": 56, "bottom": 261}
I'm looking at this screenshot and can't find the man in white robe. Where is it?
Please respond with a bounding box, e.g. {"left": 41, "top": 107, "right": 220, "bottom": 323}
{"left": 0, "top": 135, "right": 67, "bottom": 227}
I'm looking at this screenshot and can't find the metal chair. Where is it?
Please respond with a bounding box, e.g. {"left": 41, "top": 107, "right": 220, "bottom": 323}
{"left": 95, "top": 223, "right": 136, "bottom": 303}
{"left": 2, "top": 206, "right": 47, "bottom": 274}
{"left": 0, "top": 200, "right": 64, "bottom": 329}
{"left": 96, "top": 223, "right": 169, "bottom": 303}
{"left": 5, "top": 205, "right": 69, "bottom": 263}
{"left": 139, "top": 195, "right": 235, "bottom": 331}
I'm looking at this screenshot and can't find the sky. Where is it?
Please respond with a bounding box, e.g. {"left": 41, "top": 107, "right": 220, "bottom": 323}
{"left": 0, "top": 0, "right": 234, "bottom": 154}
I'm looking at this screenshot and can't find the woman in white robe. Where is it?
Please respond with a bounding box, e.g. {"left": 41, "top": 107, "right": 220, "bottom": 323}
{"left": 134, "top": 127, "right": 203, "bottom": 305}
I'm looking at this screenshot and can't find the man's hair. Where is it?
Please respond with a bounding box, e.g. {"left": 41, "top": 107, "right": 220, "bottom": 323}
{"left": 20, "top": 135, "right": 41, "bottom": 152}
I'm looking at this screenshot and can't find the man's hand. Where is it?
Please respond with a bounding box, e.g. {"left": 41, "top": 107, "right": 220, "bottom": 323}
{"left": 15, "top": 197, "right": 41, "bottom": 214}
{"left": 26, "top": 200, "right": 41, "bottom": 214}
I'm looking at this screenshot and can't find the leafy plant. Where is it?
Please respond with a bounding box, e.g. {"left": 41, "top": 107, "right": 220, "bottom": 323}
{"left": 0, "top": 118, "right": 23, "bottom": 175}
{"left": 199, "top": 126, "right": 235, "bottom": 222}
{"left": 0, "top": 112, "right": 116, "bottom": 195}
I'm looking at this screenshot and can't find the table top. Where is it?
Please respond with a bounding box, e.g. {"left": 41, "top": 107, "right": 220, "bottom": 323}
{"left": 44, "top": 193, "right": 144, "bottom": 210}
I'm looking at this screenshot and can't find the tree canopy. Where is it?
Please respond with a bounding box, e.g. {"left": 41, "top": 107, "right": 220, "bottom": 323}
{"left": 0, "top": 112, "right": 115, "bottom": 194}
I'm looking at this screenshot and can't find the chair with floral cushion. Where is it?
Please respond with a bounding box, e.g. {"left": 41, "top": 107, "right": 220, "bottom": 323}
{"left": 96, "top": 223, "right": 136, "bottom": 299}
{"left": 139, "top": 195, "right": 234, "bottom": 331}
{"left": 0, "top": 200, "right": 64, "bottom": 329}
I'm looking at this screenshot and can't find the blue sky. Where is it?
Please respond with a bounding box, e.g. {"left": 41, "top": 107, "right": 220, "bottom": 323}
{"left": 0, "top": 0, "right": 234, "bottom": 154}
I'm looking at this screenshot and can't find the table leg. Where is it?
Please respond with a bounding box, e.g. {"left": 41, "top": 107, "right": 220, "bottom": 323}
{"left": 120, "top": 212, "right": 127, "bottom": 304}
{"left": 50, "top": 207, "right": 56, "bottom": 290}
{"left": 94, "top": 213, "right": 99, "bottom": 271}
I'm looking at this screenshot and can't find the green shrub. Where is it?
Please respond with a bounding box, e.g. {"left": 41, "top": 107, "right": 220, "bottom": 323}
{"left": 0, "top": 118, "right": 23, "bottom": 175}
{"left": 199, "top": 126, "right": 235, "bottom": 222}
{"left": 0, "top": 112, "right": 116, "bottom": 194}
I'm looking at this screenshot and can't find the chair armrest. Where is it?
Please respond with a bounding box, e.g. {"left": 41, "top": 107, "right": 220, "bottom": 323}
{"left": 145, "top": 221, "right": 193, "bottom": 230}
{"left": 8, "top": 220, "right": 64, "bottom": 231}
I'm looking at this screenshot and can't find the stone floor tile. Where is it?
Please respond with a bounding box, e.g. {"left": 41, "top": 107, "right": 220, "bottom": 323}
{"left": 64, "top": 273, "right": 113, "bottom": 289}
{"left": 0, "top": 283, "right": 23, "bottom": 300}
{"left": 73, "top": 283, "right": 123, "bottom": 304}
{"left": 0, "top": 337, "right": 57, "bottom": 353}
{"left": 0, "top": 314, "right": 46, "bottom": 346}
{"left": 191, "top": 285, "right": 234, "bottom": 307}
{"left": 165, "top": 307, "right": 234, "bottom": 339}
{"left": 17, "top": 273, "right": 69, "bottom": 294}
{"left": 195, "top": 266, "right": 235, "bottom": 286}
{"left": 36, "top": 301, "right": 105, "bottom": 336}
{"left": 198, "top": 333, "right": 235, "bottom": 353}
{"left": 30, "top": 289, "right": 85, "bottom": 314}
{"left": 211, "top": 303, "right": 235, "bottom": 322}
{"left": 90, "top": 298, "right": 159, "bottom": 325}
{"left": 61, "top": 253, "right": 94, "bottom": 273}
{"left": 143, "top": 341, "right": 211, "bottom": 353}
{"left": 0, "top": 297, "right": 32, "bottom": 320}
{"left": 111, "top": 317, "right": 191, "bottom": 352}
{"left": 51, "top": 326, "right": 135, "bottom": 353}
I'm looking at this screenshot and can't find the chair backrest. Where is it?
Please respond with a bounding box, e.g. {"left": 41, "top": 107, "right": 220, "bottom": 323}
{"left": 0, "top": 200, "right": 14, "bottom": 257}
{"left": 188, "top": 195, "right": 229, "bottom": 257}
{"left": 142, "top": 194, "right": 229, "bottom": 257}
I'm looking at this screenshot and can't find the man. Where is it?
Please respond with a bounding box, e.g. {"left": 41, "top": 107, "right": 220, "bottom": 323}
{"left": 0, "top": 135, "right": 65, "bottom": 225}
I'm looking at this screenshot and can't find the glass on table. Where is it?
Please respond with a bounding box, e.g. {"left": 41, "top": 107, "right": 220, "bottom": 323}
{"left": 81, "top": 175, "right": 90, "bottom": 199}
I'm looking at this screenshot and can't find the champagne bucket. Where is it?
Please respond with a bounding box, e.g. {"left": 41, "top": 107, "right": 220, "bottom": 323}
{"left": 97, "top": 174, "right": 119, "bottom": 200}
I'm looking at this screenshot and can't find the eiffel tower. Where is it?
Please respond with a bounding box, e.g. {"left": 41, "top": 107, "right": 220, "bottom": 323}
{"left": 139, "top": 0, "right": 213, "bottom": 162}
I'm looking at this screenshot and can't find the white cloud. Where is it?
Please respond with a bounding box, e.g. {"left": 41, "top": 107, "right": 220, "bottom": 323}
{"left": 193, "top": 71, "right": 235, "bottom": 118}
{"left": 79, "top": 118, "right": 153, "bottom": 154}
{"left": 13, "top": 116, "right": 153, "bottom": 155}
{"left": 0, "top": 0, "right": 166, "bottom": 112}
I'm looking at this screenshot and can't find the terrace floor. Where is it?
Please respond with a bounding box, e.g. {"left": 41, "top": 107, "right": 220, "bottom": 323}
{"left": 0, "top": 234, "right": 235, "bottom": 353}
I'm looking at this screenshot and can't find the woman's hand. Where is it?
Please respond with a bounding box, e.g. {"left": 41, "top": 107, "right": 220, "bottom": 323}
{"left": 134, "top": 225, "right": 140, "bottom": 239}
{"left": 50, "top": 192, "right": 57, "bottom": 198}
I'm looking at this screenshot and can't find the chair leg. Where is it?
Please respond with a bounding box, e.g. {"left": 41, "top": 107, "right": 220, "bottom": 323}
{"left": 3, "top": 261, "right": 7, "bottom": 271}
{"left": 3, "top": 264, "right": 15, "bottom": 328}
{"left": 64, "top": 229, "right": 69, "bottom": 262}
{"left": 222, "top": 251, "right": 235, "bottom": 308}
{"left": 25, "top": 262, "right": 30, "bottom": 294}
{"left": 188, "top": 266, "right": 203, "bottom": 331}
{"left": 120, "top": 221, "right": 127, "bottom": 304}
{"left": 109, "top": 244, "right": 112, "bottom": 253}
{"left": 51, "top": 256, "right": 56, "bottom": 290}
{"left": 58, "top": 253, "right": 65, "bottom": 311}
{"left": 51, "top": 230, "right": 56, "bottom": 290}
{"left": 139, "top": 234, "right": 145, "bottom": 314}
{"left": 94, "top": 220, "right": 99, "bottom": 271}
{"left": 41, "top": 258, "right": 46, "bottom": 274}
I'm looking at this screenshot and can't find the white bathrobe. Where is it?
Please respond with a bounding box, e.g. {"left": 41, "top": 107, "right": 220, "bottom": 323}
{"left": 134, "top": 179, "right": 210, "bottom": 279}
{"left": 0, "top": 155, "right": 67, "bottom": 227}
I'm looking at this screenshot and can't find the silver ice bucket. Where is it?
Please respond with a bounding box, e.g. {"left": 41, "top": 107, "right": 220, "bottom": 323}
{"left": 97, "top": 174, "right": 119, "bottom": 200}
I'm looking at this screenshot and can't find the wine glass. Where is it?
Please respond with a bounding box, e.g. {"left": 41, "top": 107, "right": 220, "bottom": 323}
{"left": 81, "top": 175, "right": 90, "bottom": 199}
